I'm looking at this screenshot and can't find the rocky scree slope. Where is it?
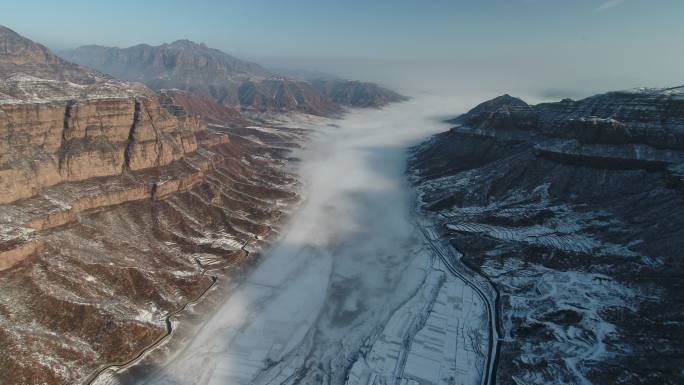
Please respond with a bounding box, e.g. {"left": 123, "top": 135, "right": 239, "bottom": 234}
{"left": 0, "top": 26, "right": 303, "bottom": 384}
{"left": 410, "top": 86, "right": 684, "bottom": 385}
{"left": 61, "top": 41, "right": 406, "bottom": 115}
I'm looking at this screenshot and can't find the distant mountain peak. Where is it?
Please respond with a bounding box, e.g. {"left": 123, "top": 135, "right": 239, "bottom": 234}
{"left": 447, "top": 93, "right": 529, "bottom": 124}
{"left": 62, "top": 41, "right": 407, "bottom": 115}
{"left": 167, "top": 39, "right": 208, "bottom": 49}
{"left": 489, "top": 93, "right": 527, "bottom": 105}
{"left": 62, "top": 40, "right": 273, "bottom": 83}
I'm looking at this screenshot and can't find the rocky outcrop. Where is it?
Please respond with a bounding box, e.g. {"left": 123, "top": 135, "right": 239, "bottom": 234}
{"left": 0, "top": 235, "right": 43, "bottom": 271}
{"left": 410, "top": 86, "right": 684, "bottom": 385}
{"left": 0, "top": 90, "right": 204, "bottom": 204}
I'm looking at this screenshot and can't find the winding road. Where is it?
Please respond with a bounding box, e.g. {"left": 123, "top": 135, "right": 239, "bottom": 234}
{"left": 414, "top": 213, "right": 502, "bottom": 385}
{"left": 87, "top": 239, "right": 254, "bottom": 385}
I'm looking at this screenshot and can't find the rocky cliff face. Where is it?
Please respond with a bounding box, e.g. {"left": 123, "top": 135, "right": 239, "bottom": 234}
{"left": 0, "top": 77, "right": 202, "bottom": 204}
{"left": 62, "top": 42, "right": 406, "bottom": 115}
{"left": 0, "top": 26, "right": 305, "bottom": 384}
{"left": 410, "top": 86, "right": 684, "bottom": 384}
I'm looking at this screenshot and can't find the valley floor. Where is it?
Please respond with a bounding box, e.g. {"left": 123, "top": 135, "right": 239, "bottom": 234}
{"left": 96, "top": 96, "right": 491, "bottom": 385}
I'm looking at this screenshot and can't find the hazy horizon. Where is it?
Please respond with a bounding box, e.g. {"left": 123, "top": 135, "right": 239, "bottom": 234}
{"left": 4, "top": 0, "right": 684, "bottom": 102}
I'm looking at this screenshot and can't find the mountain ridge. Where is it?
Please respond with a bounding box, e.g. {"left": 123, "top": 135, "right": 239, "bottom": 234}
{"left": 61, "top": 40, "right": 407, "bottom": 115}
{"left": 61, "top": 39, "right": 272, "bottom": 81}
{"left": 410, "top": 86, "right": 684, "bottom": 384}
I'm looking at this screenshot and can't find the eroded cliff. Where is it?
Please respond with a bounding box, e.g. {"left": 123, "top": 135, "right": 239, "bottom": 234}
{"left": 0, "top": 26, "right": 306, "bottom": 384}
{"left": 0, "top": 85, "right": 204, "bottom": 204}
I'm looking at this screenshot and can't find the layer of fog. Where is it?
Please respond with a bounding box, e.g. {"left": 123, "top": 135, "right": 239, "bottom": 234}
{"left": 139, "top": 94, "right": 476, "bottom": 385}
{"left": 259, "top": 56, "right": 683, "bottom": 105}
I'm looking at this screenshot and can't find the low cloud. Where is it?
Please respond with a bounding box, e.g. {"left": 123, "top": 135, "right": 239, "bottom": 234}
{"left": 596, "top": 0, "right": 625, "bottom": 12}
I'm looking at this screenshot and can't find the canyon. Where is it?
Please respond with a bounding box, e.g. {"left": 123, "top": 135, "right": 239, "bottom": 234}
{"left": 0, "top": 25, "right": 406, "bottom": 384}
{"left": 99, "top": 95, "right": 490, "bottom": 385}
{"left": 1, "top": 16, "right": 682, "bottom": 385}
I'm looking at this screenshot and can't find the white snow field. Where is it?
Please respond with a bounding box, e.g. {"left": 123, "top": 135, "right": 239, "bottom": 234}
{"left": 135, "top": 95, "right": 490, "bottom": 385}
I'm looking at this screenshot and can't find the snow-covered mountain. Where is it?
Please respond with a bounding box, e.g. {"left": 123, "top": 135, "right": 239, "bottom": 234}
{"left": 410, "top": 86, "right": 684, "bottom": 384}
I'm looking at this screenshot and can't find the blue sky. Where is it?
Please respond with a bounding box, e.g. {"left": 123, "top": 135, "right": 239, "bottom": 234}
{"left": 3, "top": 0, "right": 683, "bottom": 97}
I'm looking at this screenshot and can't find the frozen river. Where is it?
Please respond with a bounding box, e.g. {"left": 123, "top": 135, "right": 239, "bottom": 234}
{"left": 138, "top": 95, "right": 490, "bottom": 385}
